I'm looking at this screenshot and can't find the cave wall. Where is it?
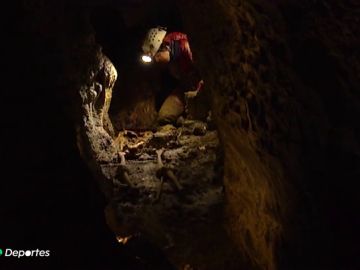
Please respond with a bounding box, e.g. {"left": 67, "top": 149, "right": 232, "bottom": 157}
{"left": 2, "top": 2, "right": 125, "bottom": 270}
{"left": 1, "top": 1, "right": 168, "bottom": 269}
{"left": 178, "top": 0, "right": 360, "bottom": 269}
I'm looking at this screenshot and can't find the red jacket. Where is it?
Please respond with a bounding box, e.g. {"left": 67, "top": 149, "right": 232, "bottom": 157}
{"left": 162, "top": 32, "right": 202, "bottom": 92}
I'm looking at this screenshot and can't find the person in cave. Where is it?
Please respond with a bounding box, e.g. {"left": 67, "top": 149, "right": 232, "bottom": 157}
{"left": 141, "top": 26, "right": 204, "bottom": 125}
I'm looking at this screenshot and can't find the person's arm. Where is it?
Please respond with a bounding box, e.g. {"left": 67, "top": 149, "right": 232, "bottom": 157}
{"left": 184, "top": 80, "right": 204, "bottom": 98}
{"left": 182, "top": 62, "right": 204, "bottom": 98}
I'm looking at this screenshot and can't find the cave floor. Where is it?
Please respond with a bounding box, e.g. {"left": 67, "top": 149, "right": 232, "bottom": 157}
{"left": 100, "top": 119, "right": 236, "bottom": 268}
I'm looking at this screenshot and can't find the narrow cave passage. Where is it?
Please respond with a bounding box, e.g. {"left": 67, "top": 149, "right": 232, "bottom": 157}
{"left": 84, "top": 2, "right": 240, "bottom": 269}
{"left": 5, "top": 1, "right": 359, "bottom": 270}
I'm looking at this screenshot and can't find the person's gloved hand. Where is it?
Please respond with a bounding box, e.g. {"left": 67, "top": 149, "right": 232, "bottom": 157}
{"left": 195, "top": 80, "right": 204, "bottom": 92}
{"left": 185, "top": 79, "right": 204, "bottom": 98}
{"left": 185, "top": 90, "right": 198, "bottom": 99}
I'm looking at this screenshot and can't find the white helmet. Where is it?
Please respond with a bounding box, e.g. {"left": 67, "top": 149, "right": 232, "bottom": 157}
{"left": 142, "top": 27, "right": 167, "bottom": 57}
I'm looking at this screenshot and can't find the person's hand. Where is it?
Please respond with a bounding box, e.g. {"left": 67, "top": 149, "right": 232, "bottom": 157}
{"left": 196, "top": 80, "right": 204, "bottom": 91}
{"left": 185, "top": 90, "right": 198, "bottom": 99}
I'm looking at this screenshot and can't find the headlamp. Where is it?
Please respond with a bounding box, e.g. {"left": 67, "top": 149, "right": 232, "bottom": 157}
{"left": 141, "top": 55, "right": 152, "bottom": 63}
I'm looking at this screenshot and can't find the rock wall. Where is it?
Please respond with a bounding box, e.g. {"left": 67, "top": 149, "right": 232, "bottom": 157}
{"left": 179, "top": 0, "right": 360, "bottom": 269}
{"left": 1, "top": 1, "right": 142, "bottom": 269}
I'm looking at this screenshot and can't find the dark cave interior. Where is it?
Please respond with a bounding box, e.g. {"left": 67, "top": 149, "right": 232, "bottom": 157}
{"left": 1, "top": 0, "right": 360, "bottom": 270}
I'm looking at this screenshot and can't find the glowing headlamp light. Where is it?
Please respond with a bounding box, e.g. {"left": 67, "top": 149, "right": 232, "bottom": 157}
{"left": 141, "top": 55, "right": 152, "bottom": 63}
